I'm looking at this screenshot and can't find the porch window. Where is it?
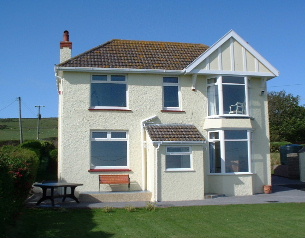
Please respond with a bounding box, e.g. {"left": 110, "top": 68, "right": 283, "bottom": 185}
{"left": 163, "top": 77, "right": 181, "bottom": 110}
{"left": 166, "top": 146, "right": 192, "bottom": 170}
{"left": 209, "top": 130, "right": 251, "bottom": 173}
{"left": 91, "top": 75, "right": 127, "bottom": 109}
{"left": 91, "top": 131, "right": 128, "bottom": 169}
{"left": 207, "top": 76, "right": 248, "bottom": 116}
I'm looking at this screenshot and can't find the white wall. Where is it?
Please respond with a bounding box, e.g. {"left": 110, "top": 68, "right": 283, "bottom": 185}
{"left": 58, "top": 70, "right": 272, "bottom": 196}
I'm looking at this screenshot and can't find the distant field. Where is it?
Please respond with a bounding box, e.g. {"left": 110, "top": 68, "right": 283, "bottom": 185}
{"left": 0, "top": 118, "right": 58, "bottom": 141}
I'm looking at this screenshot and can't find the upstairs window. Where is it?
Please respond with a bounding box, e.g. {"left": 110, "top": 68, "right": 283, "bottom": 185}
{"left": 207, "top": 76, "right": 248, "bottom": 116}
{"left": 163, "top": 77, "right": 181, "bottom": 110}
{"left": 209, "top": 130, "right": 251, "bottom": 174}
{"left": 91, "top": 75, "right": 127, "bottom": 109}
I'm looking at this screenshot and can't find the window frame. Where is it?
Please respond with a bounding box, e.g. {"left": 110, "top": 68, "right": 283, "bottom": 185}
{"left": 90, "top": 131, "right": 129, "bottom": 170}
{"left": 165, "top": 146, "right": 193, "bottom": 171}
{"left": 207, "top": 76, "right": 249, "bottom": 117}
{"left": 90, "top": 75, "right": 128, "bottom": 110}
{"left": 163, "top": 76, "right": 181, "bottom": 111}
{"left": 208, "top": 130, "right": 252, "bottom": 174}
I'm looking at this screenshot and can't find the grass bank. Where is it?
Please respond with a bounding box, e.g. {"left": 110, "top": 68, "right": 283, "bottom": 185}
{"left": 11, "top": 203, "right": 305, "bottom": 238}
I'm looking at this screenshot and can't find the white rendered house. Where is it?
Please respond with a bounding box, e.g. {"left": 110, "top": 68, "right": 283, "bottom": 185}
{"left": 55, "top": 30, "right": 279, "bottom": 202}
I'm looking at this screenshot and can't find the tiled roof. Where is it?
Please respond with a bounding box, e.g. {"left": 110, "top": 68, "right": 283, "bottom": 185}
{"left": 58, "top": 39, "right": 209, "bottom": 70}
{"left": 146, "top": 124, "right": 205, "bottom": 142}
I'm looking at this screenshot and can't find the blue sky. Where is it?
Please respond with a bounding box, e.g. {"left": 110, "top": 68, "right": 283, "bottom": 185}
{"left": 0, "top": 0, "right": 304, "bottom": 118}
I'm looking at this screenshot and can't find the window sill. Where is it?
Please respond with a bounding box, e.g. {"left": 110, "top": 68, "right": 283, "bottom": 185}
{"left": 206, "top": 115, "right": 253, "bottom": 119}
{"left": 88, "top": 169, "right": 132, "bottom": 172}
{"left": 88, "top": 108, "right": 132, "bottom": 112}
{"left": 165, "top": 169, "right": 195, "bottom": 172}
{"left": 161, "top": 110, "right": 185, "bottom": 113}
{"left": 208, "top": 172, "right": 254, "bottom": 175}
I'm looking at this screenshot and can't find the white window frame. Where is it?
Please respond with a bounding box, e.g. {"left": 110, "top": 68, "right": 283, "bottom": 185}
{"left": 90, "top": 131, "right": 129, "bottom": 169}
{"left": 163, "top": 77, "right": 181, "bottom": 110}
{"left": 90, "top": 75, "right": 128, "bottom": 110}
{"left": 208, "top": 130, "right": 252, "bottom": 174}
{"left": 165, "top": 146, "right": 193, "bottom": 171}
{"left": 207, "top": 76, "right": 249, "bottom": 117}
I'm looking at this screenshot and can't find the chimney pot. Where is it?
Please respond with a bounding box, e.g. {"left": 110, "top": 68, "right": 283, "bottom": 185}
{"left": 63, "top": 30, "right": 69, "bottom": 41}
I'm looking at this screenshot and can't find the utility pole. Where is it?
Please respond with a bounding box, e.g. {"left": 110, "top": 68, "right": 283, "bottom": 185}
{"left": 18, "top": 97, "right": 23, "bottom": 144}
{"left": 35, "top": 105, "right": 45, "bottom": 140}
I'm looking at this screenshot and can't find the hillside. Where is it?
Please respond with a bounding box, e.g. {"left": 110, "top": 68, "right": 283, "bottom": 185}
{"left": 0, "top": 118, "right": 58, "bottom": 141}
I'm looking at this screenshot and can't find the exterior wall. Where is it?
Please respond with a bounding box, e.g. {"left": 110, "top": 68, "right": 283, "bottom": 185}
{"left": 157, "top": 145, "right": 205, "bottom": 201}
{"left": 196, "top": 38, "right": 272, "bottom": 74}
{"left": 58, "top": 53, "right": 273, "bottom": 197}
{"left": 206, "top": 175, "right": 253, "bottom": 196}
{"left": 58, "top": 72, "right": 207, "bottom": 193}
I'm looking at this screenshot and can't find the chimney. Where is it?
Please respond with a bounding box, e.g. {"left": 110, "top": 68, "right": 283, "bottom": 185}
{"left": 60, "top": 30, "right": 72, "bottom": 63}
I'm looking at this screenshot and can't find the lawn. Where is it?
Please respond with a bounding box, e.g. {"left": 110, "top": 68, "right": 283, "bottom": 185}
{"left": 10, "top": 203, "right": 305, "bottom": 238}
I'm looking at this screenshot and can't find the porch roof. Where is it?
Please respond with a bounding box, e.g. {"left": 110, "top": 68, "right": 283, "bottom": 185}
{"left": 145, "top": 124, "right": 205, "bottom": 142}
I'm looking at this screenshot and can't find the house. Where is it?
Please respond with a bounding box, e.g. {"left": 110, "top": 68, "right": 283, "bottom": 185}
{"left": 55, "top": 30, "right": 279, "bottom": 202}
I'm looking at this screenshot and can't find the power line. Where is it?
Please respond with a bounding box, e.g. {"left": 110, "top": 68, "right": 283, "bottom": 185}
{"left": 0, "top": 98, "right": 18, "bottom": 113}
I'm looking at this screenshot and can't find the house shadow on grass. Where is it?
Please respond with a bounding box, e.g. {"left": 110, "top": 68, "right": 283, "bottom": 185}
{"left": 11, "top": 207, "right": 114, "bottom": 238}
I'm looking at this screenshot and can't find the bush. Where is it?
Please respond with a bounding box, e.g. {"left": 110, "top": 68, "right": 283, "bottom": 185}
{"left": 270, "top": 141, "right": 291, "bottom": 153}
{"left": 0, "top": 146, "right": 39, "bottom": 237}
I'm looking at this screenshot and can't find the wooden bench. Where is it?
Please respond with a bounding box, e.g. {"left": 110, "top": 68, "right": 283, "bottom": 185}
{"left": 99, "top": 175, "right": 130, "bottom": 191}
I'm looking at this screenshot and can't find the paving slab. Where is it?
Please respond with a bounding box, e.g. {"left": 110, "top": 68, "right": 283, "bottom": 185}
{"left": 26, "top": 176, "right": 305, "bottom": 209}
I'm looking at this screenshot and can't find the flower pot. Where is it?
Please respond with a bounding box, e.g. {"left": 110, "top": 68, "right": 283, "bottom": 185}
{"left": 263, "top": 185, "right": 272, "bottom": 194}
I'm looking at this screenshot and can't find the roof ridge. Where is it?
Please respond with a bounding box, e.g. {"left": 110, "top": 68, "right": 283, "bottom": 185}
{"left": 110, "top": 38, "right": 208, "bottom": 46}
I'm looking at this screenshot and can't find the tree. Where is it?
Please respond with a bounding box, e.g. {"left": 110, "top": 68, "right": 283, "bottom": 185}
{"left": 268, "top": 90, "right": 305, "bottom": 143}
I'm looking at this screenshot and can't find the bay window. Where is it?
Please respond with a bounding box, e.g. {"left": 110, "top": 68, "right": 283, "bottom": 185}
{"left": 207, "top": 76, "right": 248, "bottom": 116}
{"left": 209, "top": 130, "right": 251, "bottom": 173}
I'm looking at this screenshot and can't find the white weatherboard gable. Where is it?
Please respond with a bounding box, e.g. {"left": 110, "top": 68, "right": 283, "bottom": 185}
{"left": 185, "top": 30, "right": 280, "bottom": 78}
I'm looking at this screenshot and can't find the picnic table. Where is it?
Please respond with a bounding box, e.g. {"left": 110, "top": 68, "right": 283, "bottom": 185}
{"left": 34, "top": 182, "right": 83, "bottom": 207}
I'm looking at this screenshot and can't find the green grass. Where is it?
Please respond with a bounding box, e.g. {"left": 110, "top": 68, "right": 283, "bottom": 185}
{"left": 10, "top": 203, "right": 305, "bottom": 238}
{"left": 0, "top": 118, "right": 57, "bottom": 141}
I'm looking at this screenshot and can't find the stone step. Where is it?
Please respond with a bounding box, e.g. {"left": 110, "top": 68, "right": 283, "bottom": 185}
{"left": 79, "top": 191, "right": 152, "bottom": 203}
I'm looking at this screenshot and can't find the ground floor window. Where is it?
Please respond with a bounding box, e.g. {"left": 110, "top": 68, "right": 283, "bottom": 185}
{"left": 166, "top": 146, "right": 192, "bottom": 171}
{"left": 91, "top": 131, "right": 128, "bottom": 169}
{"left": 209, "top": 130, "right": 251, "bottom": 173}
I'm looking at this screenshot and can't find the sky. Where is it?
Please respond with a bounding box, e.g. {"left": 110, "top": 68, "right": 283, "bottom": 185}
{"left": 0, "top": 0, "right": 304, "bottom": 118}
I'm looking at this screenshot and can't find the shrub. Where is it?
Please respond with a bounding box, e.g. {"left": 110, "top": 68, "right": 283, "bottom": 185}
{"left": 146, "top": 202, "right": 157, "bottom": 211}
{"left": 270, "top": 141, "right": 291, "bottom": 153}
{"left": 0, "top": 146, "right": 39, "bottom": 237}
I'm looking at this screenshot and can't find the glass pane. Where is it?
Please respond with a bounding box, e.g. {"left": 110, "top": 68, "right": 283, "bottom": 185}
{"left": 92, "top": 132, "right": 107, "bottom": 138}
{"left": 111, "top": 132, "right": 126, "bottom": 138}
{"left": 166, "top": 155, "right": 190, "bottom": 169}
{"left": 163, "top": 77, "right": 178, "bottom": 83}
{"left": 209, "top": 142, "right": 221, "bottom": 173}
{"left": 209, "top": 132, "right": 219, "bottom": 140}
{"left": 225, "top": 130, "right": 247, "bottom": 139}
{"left": 91, "top": 141, "right": 127, "bottom": 167}
{"left": 92, "top": 75, "right": 107, "bottom": 81}
{"left": 222, "top": 76, "right": 244, "bottom": 84}
{"left": 164, "top": 86, "right": 179, "bottom": 107}
{"left": 167, "top": 147, "right": 189, "bottom": 153}
{"left": 225, "top": 141, "right": 248, "bottom": 172}
{"left": 91, "top": 83, "right": 126, "bottom": 107}
{"left": 111, "top": 75, "right": 125, "bottom": 81}
{"left": 207, "top": 85, "right": 219, "bottom": 116}
{"left": 207, "top": 78, "right": 217, "bottom": 84}
{"left": 223, "top": 84, "right": 246, "bottom": 114}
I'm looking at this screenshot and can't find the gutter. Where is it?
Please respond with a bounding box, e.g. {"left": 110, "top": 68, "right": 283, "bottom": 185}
{"left": 55, "top": 66, "right": 185, "bottom": 75}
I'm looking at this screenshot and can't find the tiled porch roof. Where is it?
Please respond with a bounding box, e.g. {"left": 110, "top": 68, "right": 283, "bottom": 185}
{"left": 57, "top": 39, "right": 209, "bottom": 70}
{"left": 146, "top": 124, "right": 205, "bottom": 142}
